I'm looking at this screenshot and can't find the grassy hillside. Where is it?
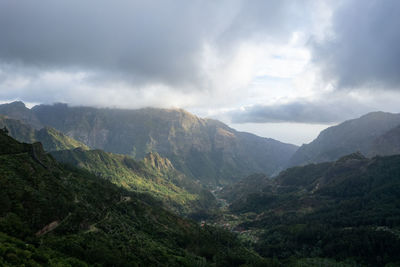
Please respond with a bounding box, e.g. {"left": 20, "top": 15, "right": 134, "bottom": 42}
{"left": 51, "top": 148, "right": 217, "bottom": 216}
{"left": 0, "top": 101, "right": 298, "bottom": 185}
{"left": 219, "top": 153, "right": 400, "bottom": 266}
{"left": 0, "top": 115, "right": 88, "bottom": 152}
{"left": 0, "top": 130, "right": 268, "bottom": 266}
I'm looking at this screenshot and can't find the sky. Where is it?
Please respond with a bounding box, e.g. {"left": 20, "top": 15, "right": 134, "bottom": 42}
{"left": 1, "top": 0, "right": 400, "bottom": 145}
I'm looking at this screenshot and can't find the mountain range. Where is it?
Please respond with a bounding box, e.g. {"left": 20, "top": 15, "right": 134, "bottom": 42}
{"left": 289, "top": 111, "right": 400, "bottom": 167}
{"left": 0, "top": 130, "right": 268, "bottom": 266}
{"left": 0, "top": 112, "right": 218, "bottom": 218}
{"left": 0, "top": 101, "right": 298, "bottom": 185}
{"left": 0, "top": 115, "right": 88, "bottom": 152}
{"left": 1, "top": 101, "right": 400, "bottom": 265}
{"left": 3, "top": 102, "right": 400, "bottom": 185}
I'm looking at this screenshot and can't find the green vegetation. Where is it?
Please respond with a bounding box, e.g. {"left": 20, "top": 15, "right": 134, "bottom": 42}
{"left": 51, "top": 148, "right": 217, "bottom": 216}
{"left": 35, "top": 127, "right": 89, "bottom": 151}
{"left": 219, "top": 153, "right": 400, "bottom": 266}
{"left": 0, "top": 131, "right": 267, "bottom": 266}
{"left": 0, "top": 232, "right": 88, "bottom": 266}
{"left": 0, "top": 115, "right": 88, "bottom": 152}
{"left": 2, "top": 102, "right": 400, "bottom": 266}
{"left": 0, "top": 101, "right": 298, "bottom": 185}
{"left": 289, "top": 111, "right": 400, "bottom": 167}
{"left": 220, "top": 173, "right": 273, "bottom": 204}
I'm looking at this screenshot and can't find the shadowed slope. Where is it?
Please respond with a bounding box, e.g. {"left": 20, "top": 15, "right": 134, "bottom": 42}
{"left": 51, "top": 148, "right": 217, "bottom": 216}
{"left": 0, "top": 131, "right": 267, "bottom": 266}
{"left": 289, "top": 112, "right": 400, "bottom": 167}
{"left": 0, "top": 101, "right": 298, "bottom": 185}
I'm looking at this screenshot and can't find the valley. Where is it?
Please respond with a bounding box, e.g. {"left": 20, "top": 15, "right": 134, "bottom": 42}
{"left": 0, "top": 101, "right": 298, "bottom": 185}
{"left": 1, "top": 101, "right": 400, "bottom": 266}
{"left": 2, "top": 1, "right": 400, "bottom": 266}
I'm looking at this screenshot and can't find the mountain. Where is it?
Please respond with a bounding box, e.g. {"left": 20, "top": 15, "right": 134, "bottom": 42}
{"left": 218, "top": 153, "right": 400, "bottom": 266}
{"left": 0, "top": 115, "right": 88, "bottom": 152}
{"left": 219, "top": 173, "right": 273, "bottom": 204}
{"left": 369, "top": 124, "right": 400, "bottom": 156}
{"left": 0, "top": 130, "right": 268, "bottom": 266}
{"left": 0, "top": 101, "right": 298, "bottom": 185}
{"left": 0, "top": 101, "right": 42, "bottom": 129}
{"left": 289, "top": 111, "right": 400, "bottom": 167}
{"left": 51, "top": 148, "right": 217, "bottom": 216}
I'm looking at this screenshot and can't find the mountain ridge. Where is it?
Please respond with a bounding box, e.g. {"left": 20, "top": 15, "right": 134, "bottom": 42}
{"left": 51, "top": 148, "right": 218, "bottom": 216}
{"left": 0, "top": 101, "right": 298, "bottom": 185}
{"left": 0, "top": 115, "right": 88, "bottom": 152}
{"left": 0, "top": 130, "right": 268, "bottom": 266}
{"left": 217, "top": 152, "right": 400, "bottom": 265}
{"left": 288, "top": 111, "right": 400, "bottom": 167}
{"left": 368, "top": 124, "right": 400, "bottom": 156}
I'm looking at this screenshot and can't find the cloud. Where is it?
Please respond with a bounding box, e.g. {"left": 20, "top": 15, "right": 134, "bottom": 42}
{"left": 311, "top": 0, "right": 400, "bottom": 90}
{"left": 3, "top": 0, "right": 399, "bottom": 132}
{"left": 229, "top": 95, "right": 373, "bottom": 124}
{"left": 0, "top": 0, "right": 308, "bottom": 90}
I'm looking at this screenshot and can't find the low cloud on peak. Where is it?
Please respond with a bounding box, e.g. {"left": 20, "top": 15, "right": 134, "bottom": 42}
{"left": 1, "top": 0, "right": 400, "bottom": 144}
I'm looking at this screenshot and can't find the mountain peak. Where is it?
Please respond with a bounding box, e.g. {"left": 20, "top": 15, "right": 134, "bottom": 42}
{"left": 0, "top": 101, "right": 298, "bottom": 184}
{"left": 361, "top": 111, "right": 397, "bottom": 119}
{"left": 0, "top": 101, "right": 28, "bottom": 111}
{"left": 8, "top": 101, "right": 26, "bottom": 108}
{"left": 0, "top": 101, "right": 43, "bottom": 129}
{"left": 289, "top": 111, "right": 400, "bottom": 167}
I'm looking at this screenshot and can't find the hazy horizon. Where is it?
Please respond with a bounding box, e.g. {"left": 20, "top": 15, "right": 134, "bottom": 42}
{"left": 0, "top": 99, "right": 347, "bottom": 146}
{"left": 1, "top": 0, "right": 400, "bottom": 144}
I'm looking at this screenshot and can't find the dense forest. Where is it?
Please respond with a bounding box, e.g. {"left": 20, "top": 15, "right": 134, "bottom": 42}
{"left": 0, "top": 131, "right": 268, "bottom": 266}
{"left": 2, "top": 0, "right": 400, "bottom": 265}
{"left": 1, "top": 104, "right": 400, "bottom": 266}
{"left": 219, "top": 153, "right": 400, "bottom": 266}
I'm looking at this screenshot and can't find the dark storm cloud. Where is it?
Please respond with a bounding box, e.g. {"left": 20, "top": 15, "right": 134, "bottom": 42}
{"left": 312, "top": 0, "right": 400, "bottom": 89}
{"left": 231, "top": 98, "right": 371, "bottom": 124}
{"left": 0, "top": 0, "right": 306, "bottom": 88}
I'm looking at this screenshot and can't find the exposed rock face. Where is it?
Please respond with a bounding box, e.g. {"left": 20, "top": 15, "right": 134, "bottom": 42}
{"left": 36, "top": 220, "right": 60, "bottom": 236}
{"left": 0, "top": 102, "right": 298, "bottom": 184}
{"left": 144, "top": 152, "right": 174, "bottom": 172}
{"left": 50, "top": 147, "right": 218, "bottom": 215}
{"left": 0, "top": 132, "right": 265, "bottom": 266}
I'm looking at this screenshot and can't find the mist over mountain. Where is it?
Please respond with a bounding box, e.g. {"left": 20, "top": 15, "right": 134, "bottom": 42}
{"left": 0, "top": 115, "right": 88, "bottom": 152}
{"left": 2, "top": 1, "right": 400, "bottom": 266}
{"left": 289, "top": 111, "right": 400, "bottom": 167}
{"left": 0, "top": 101, "right": 43, "bottom": 129}
{"left": 0, "top": 101, "right": 298, "bottom": 185}
{"left": 2, "top": 103, "right": 400, "bottom": 265}
{"left": 369, "top": 124, "right": 400, "bottom": 157}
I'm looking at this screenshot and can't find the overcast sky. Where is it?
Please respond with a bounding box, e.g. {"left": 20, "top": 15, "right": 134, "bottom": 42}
{"left": 1, "top": 0, "right": 400, "bottom": 145}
